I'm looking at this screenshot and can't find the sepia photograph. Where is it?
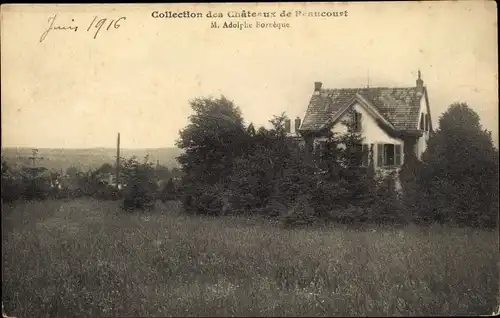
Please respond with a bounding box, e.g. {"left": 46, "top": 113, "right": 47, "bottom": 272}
{"left": 1, "top": 2, "right": 499, "bottom": 317}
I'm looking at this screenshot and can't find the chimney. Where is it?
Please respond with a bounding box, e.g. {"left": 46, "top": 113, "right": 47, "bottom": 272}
{"left": 314, "top": 81, "right": 322, "bottom": 92}
{"left": 416, "top": 70, "right": 424, "bottom": 93}
{"left": 294, "top": 117, "right": 301, "bottom": 132}
{"left": 284, "top": 118, "right": 291, "bottom": 133}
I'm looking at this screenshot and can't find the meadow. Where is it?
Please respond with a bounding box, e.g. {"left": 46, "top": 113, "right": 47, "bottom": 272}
{"left": 2, "top": 199, "right": 499, "bottom": 317}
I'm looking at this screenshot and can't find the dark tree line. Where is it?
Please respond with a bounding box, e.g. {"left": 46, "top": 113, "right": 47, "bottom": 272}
{"left": 2, "top": 97, "right": 497, "bottom": 229}
{"left": 175, "top": 96, "right": 498, "bottom": 228}
{"left": 1, "top": 156, "right": 182, "bottom": 209}
{"left": 401, "top": 103, "right": 498, "bottom": 227}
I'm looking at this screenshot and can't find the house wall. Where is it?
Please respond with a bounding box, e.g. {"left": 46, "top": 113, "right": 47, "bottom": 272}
{"left": 416, "top": 93, "right": 431, "bottom": 159}
{"left": 327, "top": 102, "right": 405, "bottom": 167}
{"left": 331, "top": 102, "right": 403, "bottom": 145}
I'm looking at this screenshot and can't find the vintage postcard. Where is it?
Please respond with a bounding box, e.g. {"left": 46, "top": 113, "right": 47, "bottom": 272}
{"left": 1, "top": 2, "right": 498, "bottom": 317}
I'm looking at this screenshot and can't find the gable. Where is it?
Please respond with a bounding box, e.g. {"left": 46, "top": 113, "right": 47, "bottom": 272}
{"left": 331, "top": 102, "right": 404, "bottom": 145}
{"left": 329, "top": 93, "right": 396, "bottom": 131}
{"left": 300, "top": 86, "right": 423, "bottom": 133}
{"left": 421, "top": 88, "right": 433, "bottom": 132}
{"left": 417, "top": 92, "right": 427, "bottom": 129}
{"left": 412, "top": 88, "right": 434, "bottom": 132}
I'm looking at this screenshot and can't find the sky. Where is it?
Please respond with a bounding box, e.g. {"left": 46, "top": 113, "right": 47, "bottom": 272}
{"left": 1, "top": 2, "right": 498, "bottom": 149}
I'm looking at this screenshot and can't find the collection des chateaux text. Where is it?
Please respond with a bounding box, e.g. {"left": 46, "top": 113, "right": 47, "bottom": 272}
{"left": 151, "top": 9, "right": 349, "bottom": 30}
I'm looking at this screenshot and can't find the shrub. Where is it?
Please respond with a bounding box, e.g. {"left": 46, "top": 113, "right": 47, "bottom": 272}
{"left": 160, "top": 178, "right": 178, "bottom": 202}
{"left": 179, "top": 180, "right": 226, "bottom": 216}
{"left": 1, "top": 172, "right": 22, "bottom": 203}
{"left": 416, "top": 103, "right": 499, "bottom": 228}
{"left": 21, "top": 178, "right": 50, "bottom": 201}
{"left": 121, "top": 157, "right": 157, "bottom": 211}
{"left": 281, "top": 195, "right": 316, "bottom": 228}
{"left": 227, "top": 148, "right": 275, "bottom": 214}
{"left": 368, "top": 171, "right": 406, "bottom": 225}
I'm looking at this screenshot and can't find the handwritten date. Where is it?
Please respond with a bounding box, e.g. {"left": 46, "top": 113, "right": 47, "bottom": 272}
{"left": 40, "top": 14, "right": 126, "bottom": 43}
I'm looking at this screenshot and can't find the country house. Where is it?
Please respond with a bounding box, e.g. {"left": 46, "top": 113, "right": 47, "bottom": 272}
{"left": 297, "top": 71, "right": 433, "bottom": 170}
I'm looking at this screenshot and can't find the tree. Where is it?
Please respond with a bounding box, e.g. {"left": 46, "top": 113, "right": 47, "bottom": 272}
{"left": 246, "top": 122, "right": 256, "bottom": 137}
{"left": 176, "top": 95, "right": 249, "bottom": 214}
{"left": 66, "top": 166, "right": 79, "bottom": 178}
{"left": 160, "top": 177, "right": 177, "bottom": 202}
{"left": 176, "top": 95, "right": 248, "bottom": 184}
{"left": 1, "top": 158, "right": 20, "bottom": 203}
{"left": 18, "top": 166, "right": 51, "bottom": 200}
{"left": 229, "top": 144, "right": 276, "bottom": 214}
{"left": 155, "top": 164, "right": 170, "bottom": 180}
{"left": 170, "top": 167, "right": 183, "bottom": 178}
{"left": 97, "top": 163, "right": 113, "bottom": 174}
{"left": 121, "top": 156, "right": 157, "bottom": 211}
{"left": 418, "top": 103, "right": 498, "bottom": 227}
{"left": 228, "top": 113, "right": 306, "bottom": 215}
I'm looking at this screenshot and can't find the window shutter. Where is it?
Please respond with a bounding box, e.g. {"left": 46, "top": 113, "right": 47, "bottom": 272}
{"left": 377, "top": 144, "right": 384, "bottom": 167}
{"left": 395, "top": 144, "right": 402, "bottom": 165}
{"left": 357, "top": 113, "right": 362, "bottom": 132}
{"left": 370, "top": 143, "right": 374, "bottom": 167}
{"left": 362, "top": 144, "right": 369, "bottom": 167}
{"left": 420, "top": 114, "right": 424, "bottom": 130}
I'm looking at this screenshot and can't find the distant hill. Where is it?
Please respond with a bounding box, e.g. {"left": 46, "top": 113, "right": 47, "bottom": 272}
{"left": 1, "top": 147, "right": 183, "bottom": 172}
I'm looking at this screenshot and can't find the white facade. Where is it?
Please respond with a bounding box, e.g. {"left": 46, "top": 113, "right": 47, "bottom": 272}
{"left": 415, "top": 93, "right": 431, "bottom": 159}
{"left": 306, "top": 83, "right": 431, "bottom": 171}
{"left": 331, "top": 102, "right": 403, "bottom": 145}
{"left": 319, "top": 102, "right": 405, "bottom": 169}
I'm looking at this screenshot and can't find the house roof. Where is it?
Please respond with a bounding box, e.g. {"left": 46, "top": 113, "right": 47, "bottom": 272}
{"left": 300, "top": 86, "right": 427, "bottom": 132}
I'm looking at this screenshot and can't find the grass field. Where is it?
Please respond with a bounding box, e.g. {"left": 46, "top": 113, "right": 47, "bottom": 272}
{"left": 2, "top": 199, "right": 499, "bottom": 317}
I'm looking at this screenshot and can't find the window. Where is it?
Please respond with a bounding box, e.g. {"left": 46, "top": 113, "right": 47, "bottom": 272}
{"left": 425, "top": 114, "right": 430, "bottom": 131}
{"left": 314, "top": 140, "right": 326, "bottom": 162}
{"left": 420, "top": 113, "right": 425, "bottom": 130}
{"left": 362, "top": 144, "right": 369, "bottom": 167}
{"left": 353, "top": 112, "right": 362, "bottom": 132}
{"left": 385, "top": 144, "right": 395, "bottom": 166}
{"left": 395, "top": 144, "right": 401, "bottom": 165}
{"left": 377, "top": 143, "right": 402, "bottom": 167}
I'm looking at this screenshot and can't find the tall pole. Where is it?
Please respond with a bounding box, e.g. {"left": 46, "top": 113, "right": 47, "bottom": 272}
{"left": 116, "top": 133, "right": 120, "bottom": 190}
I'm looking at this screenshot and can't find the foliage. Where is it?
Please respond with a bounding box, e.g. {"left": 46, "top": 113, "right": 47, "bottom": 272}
{"left": 297, "top": 109, "right": 375, "bottom": 224}
{"left": 176, "top": 96, "right": 249, "bottom": 214}
{"left": 1, "top": 158, "right": 21, "bottom": 203}
{"left": 281, "top": 194, "right": 317, "bottom": 228}
{"left": 227, "top": 113, "right": 309, "bottom": 215}
{"left": 160, "top": 177, "right": 178, "bottom": 202}
{"left": 179, "top": 180, "right": 226, "bottom": 216}
{"left": 120, "top": 156, "right": 157, "bottom": 211}
{"left": 97, "top": 163, "right": 113, "bottom": 174}
{"left": 174, "top": 100, "right": 388, "bottom": 224}
{"left": 65, "top": 166, "right": 79, "bottom": 178}
{"left": 155, "top": 164, "right": 171, "bottom": 181}
{"left": 176, "top": 95, "right": 248, "bottom": 186}
{"left": 416, "top": 103, "right": 498, "bottom": 228}
{"left": 368, "top": 171, "right": 406, "bottom": 225}
{"left": 228, "top": 145, "right": 276, "bottom": 214}
{"left": 338, "top": 108, "right": 365, "bottom": 170}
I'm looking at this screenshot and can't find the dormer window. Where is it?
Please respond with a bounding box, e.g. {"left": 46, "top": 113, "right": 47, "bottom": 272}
{"left": 353, "top": 111, "right": 362, "bottom": 132}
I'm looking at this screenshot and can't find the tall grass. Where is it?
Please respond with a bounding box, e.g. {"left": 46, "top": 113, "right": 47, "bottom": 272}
{"left": 2, "top": 199, "right": 499, "bottom": 317}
